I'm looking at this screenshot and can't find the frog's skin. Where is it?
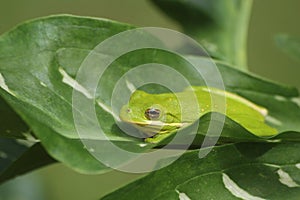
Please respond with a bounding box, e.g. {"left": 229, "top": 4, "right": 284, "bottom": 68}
{"left": 119, "top": 86, "right": 277, "bottom": 143}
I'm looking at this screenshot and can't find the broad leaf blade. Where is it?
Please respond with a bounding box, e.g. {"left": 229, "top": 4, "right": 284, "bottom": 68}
{"left": 0, "top": 15, "right": 154, "bottom": 174}
{"left": 101, "top": 143, "right": 300, "bottom": 200}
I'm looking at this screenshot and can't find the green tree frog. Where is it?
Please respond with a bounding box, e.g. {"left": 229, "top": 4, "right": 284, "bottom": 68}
{"left": 120, "top": 86, "right": 277, "bottom": 143}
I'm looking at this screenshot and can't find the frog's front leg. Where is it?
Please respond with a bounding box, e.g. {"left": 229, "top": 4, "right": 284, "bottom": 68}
{"left": 144, "top": 132, "right": 175, "bottom": 144}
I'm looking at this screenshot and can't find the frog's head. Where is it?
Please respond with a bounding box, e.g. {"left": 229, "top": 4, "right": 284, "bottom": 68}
{"left": 120, "top": 90, "right": 184, "bottom": 137}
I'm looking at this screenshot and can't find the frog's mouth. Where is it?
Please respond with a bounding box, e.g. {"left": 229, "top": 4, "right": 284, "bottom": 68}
{"left": 121, "top": 118, "right": 188, "bottom": 137}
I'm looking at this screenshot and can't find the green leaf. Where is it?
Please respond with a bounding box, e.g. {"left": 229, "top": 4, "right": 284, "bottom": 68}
{"left": 275, "top": 34, "right": 300, "bottom": 63}
{"left": 101, "top": 142, "right": 300, "bottom": 200}
{"left": 0, "top": 96, "right": 31, "bottom": 139}
{"left": 0, "top": 15, "right": 154, "bottom": 174}
{"left": 151, "top": 0, "right": 253, "bottom": 70}
{"left": 0, "top": 15, "right": 299, "bottom": 175}
{"left": 0, "top": 138, "right": 55, "bottom": 184}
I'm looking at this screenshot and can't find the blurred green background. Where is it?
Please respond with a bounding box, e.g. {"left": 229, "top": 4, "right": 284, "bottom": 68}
{"left": 0, "top": 0, "right": 299, "bottom": 199}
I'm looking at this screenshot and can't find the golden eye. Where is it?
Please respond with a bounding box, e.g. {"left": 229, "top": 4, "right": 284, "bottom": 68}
{"left": 145, "top": 108, "right": 161, "bottom": 120}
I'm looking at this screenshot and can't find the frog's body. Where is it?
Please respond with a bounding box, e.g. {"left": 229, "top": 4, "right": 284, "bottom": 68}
{"left": 120, "top": 86, "right": 277, "bottom": 143}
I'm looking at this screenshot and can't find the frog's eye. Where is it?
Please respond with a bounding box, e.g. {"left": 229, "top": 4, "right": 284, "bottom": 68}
{"left": 145, "top": 108, "right": 161, "bottom": 120}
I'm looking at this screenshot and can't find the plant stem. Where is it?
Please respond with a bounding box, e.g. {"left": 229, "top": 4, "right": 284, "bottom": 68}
{"left": 233, "top": 0, "right": 253, "bottom": 71}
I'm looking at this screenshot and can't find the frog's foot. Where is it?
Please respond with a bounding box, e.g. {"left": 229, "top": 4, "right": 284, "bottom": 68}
{"left": 144, "top": 133, "right": 173, "bottom": 144}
